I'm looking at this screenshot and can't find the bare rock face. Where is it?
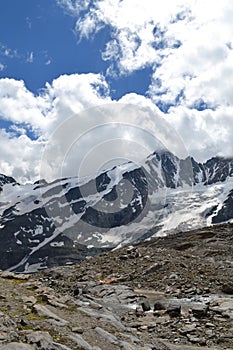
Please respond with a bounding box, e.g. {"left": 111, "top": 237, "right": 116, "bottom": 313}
{"left": 212, "top": 189, "right": 233, "bottom": 224}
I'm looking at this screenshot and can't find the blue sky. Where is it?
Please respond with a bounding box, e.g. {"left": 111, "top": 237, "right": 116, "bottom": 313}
{"left": 0, "top": 0, "right": 233, "bottom": 182}
{"left": 0, "top": 0, "right": 151, "bottom": 99}
{"left": 0, "top": 1, "right": 105, "bottom": 91}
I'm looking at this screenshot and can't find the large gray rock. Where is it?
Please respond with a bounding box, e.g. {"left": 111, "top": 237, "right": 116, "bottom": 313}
{"left": 0, "top": 343, "right": 34, "bottom": 350}
{"left": 25, "top": 331, "right": 53, "bottom": 348}
{"left": 95, "top": 327, "right": 120, "bottom": 345}
{"left": 32, "top": 304, "right": 68, "bottom": 326}
{"left": 52, "top": 344, "right": 73, "bottom": 350}
{"left": 68, "top": 334, "right": 93, "bottom": 350}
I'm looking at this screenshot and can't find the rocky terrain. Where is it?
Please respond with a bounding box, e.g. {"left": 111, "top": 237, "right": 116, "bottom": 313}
{"left": 0, "top": 222, "right": 232, "bottom": 349}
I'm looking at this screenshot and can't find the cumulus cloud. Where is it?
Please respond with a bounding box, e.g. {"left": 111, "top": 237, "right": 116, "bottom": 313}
{"left": 0, "top": 129, "right": 43, "bottom": 183}
{"left": 0, "top": 73, "right": 186, "bottom": 183}
{"left": 0, "top": 73, "right": 111, "bottom": 182}
{"left": 56, "top": 0, "right": 193, "bottom": 74}
{"left": 0, "top": 71, "right": 233, "bottom": 183}
{"left": 0, "top": 78, "right": 49, "bottom": 132}
{"left": 55, "top": 0, "right": 233, "bottom": 162}
{"left": 168, "top": 105, "right": 233, "bottom": 162}
{"left": 40, "top": 100, "right": 186, "bottom": 182}
{"left": 57, "top": 0, "right": 233, "bottom": 104}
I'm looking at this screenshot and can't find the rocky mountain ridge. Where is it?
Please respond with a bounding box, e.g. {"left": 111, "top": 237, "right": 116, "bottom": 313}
{"left": 0, "top": 151, "right": 233, "bottom": 272}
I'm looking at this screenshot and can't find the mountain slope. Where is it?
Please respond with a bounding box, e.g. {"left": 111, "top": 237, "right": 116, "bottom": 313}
{"left": 0, "top": 151, "right": 233, "bottom": 272}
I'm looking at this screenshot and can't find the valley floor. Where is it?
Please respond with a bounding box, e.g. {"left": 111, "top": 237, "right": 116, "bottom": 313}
{"left": 0, "top": 223, "right": 233, "bottom": 349}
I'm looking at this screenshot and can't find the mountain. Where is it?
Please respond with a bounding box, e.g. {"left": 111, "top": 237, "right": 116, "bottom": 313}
{"left": 0, "top": 151, "right": 233, "bottom": 273}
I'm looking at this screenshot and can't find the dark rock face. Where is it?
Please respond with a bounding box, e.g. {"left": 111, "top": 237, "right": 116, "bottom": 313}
{"left": 159, "top": 152, "right": 178, "bottom": 188}
{"left": 0, "top": 174, "right": 16, "bottom": 186}
{"left": 81, "top": 167, "right": 149, "bottom": 228}
{"left": 0, "top": 174, "right": 17, "bottom": 192}
{"left": 212, "top": 189, "right": 233, "bottom": 224}
{"left": 0, "top": 205, "right": 110, "bottom": 272}
{"left": 204, "top": 157, "right": 233, "bottom": 184}
{"left": 191, "top": 157, "right": 207, "bottom": 184}
{"left": 0, "top": 164, "right": 150, "bottom": 272}
{"left": 191, "top": 156, "right": 233, "bottom": 185}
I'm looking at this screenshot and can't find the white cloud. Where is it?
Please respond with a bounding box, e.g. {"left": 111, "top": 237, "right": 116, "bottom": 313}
{"left": 0, "top": 78, "right": 49, "bottom": 132}
{"left": 0, "top": 73, "right": 111, "bottom": 182}
{"left": 56, "top": 0, "right": 92, "bottom": 15}
{"left": 0, "top": 71, "right": 233, "bottom": 183}
{"left": 167, "top": 105, "right": 233, "bottom": 162}
{"left": 26, "top": 51, "right": 34, "bottom": 63}
{"left": 42, "top": 51, "right": 52, "bottom": 66}
{"left": 57, "top": 0, "right": 233, "bottom": 108}
{"left": 54, "top": 0, "right": 233, "bottom": 149}
{"left": 25, "top": 16, "right": 32, "bottom": 29}
{"left": 55, "top": 0, "right": 233, "bottom": 163}
{"left": 43, "top": 73, "right": 111, "bottom": 136}
{"left": 0, "top": 63, "right": 5, "bottom": 71}
{"left": 148, "top": 1, "right": 233, "bottom": 109}
{"left": 0, "top": 129, "right": 43, "bottom": 183}
{"left": 57, "top": 0, "right": 191, "bottom": 73}
{"left": 0, "top": 43, "right": 36, "bottom": 66}
{"left": 0, "top": 42, "right": 18, "bottom": 59}
{"left": 40, "top": 99, "right": 187, "bottom": 182}
{"left": 0, "top": 73, "right": 186, "bottom": 183}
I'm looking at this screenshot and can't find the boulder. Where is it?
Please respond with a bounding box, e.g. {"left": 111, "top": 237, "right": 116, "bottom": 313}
{"left": 222, "top": 283, "right": 233, "bottom": 295}
{"left": 141, "top": 300, "right": 151, "bottom": 312}
{"left": 191, "top": 304, "right": 209, "bottom": 317}
{"left": 154, "top": 301, "right": 166, "bottom": 311}
{"left": 166, "top": 304, "right": 181, "bottom": 317}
